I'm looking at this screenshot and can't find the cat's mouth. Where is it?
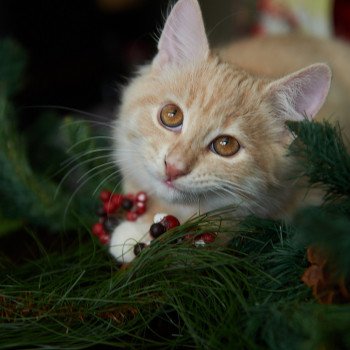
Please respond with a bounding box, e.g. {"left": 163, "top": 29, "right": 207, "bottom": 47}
{"left": 146, "top": 166, "right": 200, "bottom": 202}
{"left": 160, "top": 178, "right": 190, "bottom": 201}
{"left": 159, "top": 177, "right": 213, "bottom": 204}
{"left": 164, "top": 180, "right": 175, "bottom": 189}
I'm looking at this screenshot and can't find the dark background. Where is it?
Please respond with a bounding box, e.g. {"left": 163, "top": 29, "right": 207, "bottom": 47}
{"left": 0, "top": 0, "right": 349, "bottom": 126}
{"left": 0, "top": 0, "right": 166, "bottom": 123}
{"left": 0, "top": 0, "right": 256, "bottom": 125}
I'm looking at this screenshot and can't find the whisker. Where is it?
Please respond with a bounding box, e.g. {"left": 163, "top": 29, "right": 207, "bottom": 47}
{"left": 92, "top": 169, "right": 124, "bottom": 196}
{"left": 21, "top": 105, "right": 112, "bottom": 122}
{"left": 218, "top": 184, "right": 267, "bottom": 213}
{"left": 60, "top": 148, "right": 114, "bottom": 169}
{"left": 63, "top": 168, "right": 121, "bottom": 228}
{"left": 61, "top": 118, "right": 116, "bottom": 130}
{"left": 55, "top": 154, "right": 114, "bottom": 198}
{"left": 75, "top": 162, "right": 117, "bottom": 185}
{"left": 67, "top": 135, "right": 115, "bottom": 153}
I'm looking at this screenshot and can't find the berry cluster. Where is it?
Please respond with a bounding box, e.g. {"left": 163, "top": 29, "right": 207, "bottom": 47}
{"left": 91, "top": 190, "right": 148, "bottom": 245}
{"left": 150, "top": 213, "right": 217, "bottom": 244}
{"left": 133, "top": 213, "right": 181, "bottom": 256}
{"left": 91, "top": 190, "right": 218, "bottom": 257}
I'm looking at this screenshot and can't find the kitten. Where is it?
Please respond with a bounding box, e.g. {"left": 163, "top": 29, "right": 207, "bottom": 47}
{"left": 109, "top": 0, "right": 350, "bottom": 263}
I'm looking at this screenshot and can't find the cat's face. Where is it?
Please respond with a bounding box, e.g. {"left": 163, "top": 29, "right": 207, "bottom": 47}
{"left": 114, "top": 0, "right": 331, "bottom": 216}
{"left": 115, "top": 58, "right": 289, "bottom": 214}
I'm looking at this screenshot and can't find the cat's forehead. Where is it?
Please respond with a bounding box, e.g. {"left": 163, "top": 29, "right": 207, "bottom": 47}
{"left": 156, "top": 58, "right": 266, "bottom": 121}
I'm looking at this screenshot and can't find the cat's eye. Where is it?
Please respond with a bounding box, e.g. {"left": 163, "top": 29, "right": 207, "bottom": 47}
{"left": 210, "top": 135, "right": 240, "bottom": 157}
{"left": 159, "top": 104, "right": 183, "bottom": 130}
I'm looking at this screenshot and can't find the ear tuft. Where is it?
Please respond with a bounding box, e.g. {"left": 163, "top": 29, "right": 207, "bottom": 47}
{"left": 153, "top": 0, "right": 209, "bottom": 68}
{"left": 268, "top": 63, "right": 331, "bottom": 121}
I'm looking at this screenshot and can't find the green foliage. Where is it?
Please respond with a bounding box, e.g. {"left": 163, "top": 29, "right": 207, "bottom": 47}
{"left": 288, "top": 120, "right": 350, "bottom": 201}
{"left": 245, "top": 303, "right": 350, "bottom": 350}
{"left": 0, "top": 39, "right": 117, "bottom": 232}
{"left": 1, "top": 208, "right": 349, "bottom": 349}
{"left": 294, "top": 206, "right": 350, "bottom": 276}
{"left": 0, "top": 95, "right": 67, "bottom": 229}
{"left": 0, "top": 39, "right": 349, "bottom": 349}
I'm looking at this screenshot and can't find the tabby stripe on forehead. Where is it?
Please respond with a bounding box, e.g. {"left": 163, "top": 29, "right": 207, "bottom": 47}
{"left": 184, "top": 81, "right": 212, "bottom": 108}
{"left": 202, "top": 72, "right": 234, "bottom": 112}
{"left": 236, "top": 78, "right": 264, "bottom": 108}
{"left": 197, "top": 83, "right": 209, "bottom": 108}
{"left": 185, "top": 82, "right": 197, "bottom": 107}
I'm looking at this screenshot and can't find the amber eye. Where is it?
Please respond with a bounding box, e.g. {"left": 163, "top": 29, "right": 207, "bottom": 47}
{"left": 210, "top": 135, "right": 240, "bottom": 157}
{"left": 159, "top": 104, "right": 184, "bottom": 129}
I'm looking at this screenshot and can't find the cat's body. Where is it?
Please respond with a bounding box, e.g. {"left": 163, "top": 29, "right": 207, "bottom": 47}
{"left": 109, "top": 0, "right": 350, "bottom": 263}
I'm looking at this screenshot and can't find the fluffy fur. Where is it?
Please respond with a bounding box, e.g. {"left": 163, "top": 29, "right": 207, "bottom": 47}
{"left": 109, "top": 0, "right": 350, "bottom": 263}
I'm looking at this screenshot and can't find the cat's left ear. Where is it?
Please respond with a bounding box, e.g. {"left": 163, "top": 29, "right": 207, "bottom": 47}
{"left": 153, "top": 0, "right": 209, "bottom": 68}
{"left": 267, "top": 63, "right": 331, "bottom": 121}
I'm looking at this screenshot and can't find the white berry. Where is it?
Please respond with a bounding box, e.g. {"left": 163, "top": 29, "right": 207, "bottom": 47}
{"left": 153, "top": 213, "right": 168, "bottom": 223}
{"left": 194, "top": 239, "right": 206, "bottom": 247}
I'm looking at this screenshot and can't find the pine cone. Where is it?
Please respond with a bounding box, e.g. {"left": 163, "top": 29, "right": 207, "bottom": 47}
{"left": 302, "top": 247, "right": 350, "bottom": 304}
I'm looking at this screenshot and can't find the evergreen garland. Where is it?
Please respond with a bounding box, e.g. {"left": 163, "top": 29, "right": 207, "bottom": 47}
{"left": 0, "top": 39, "right": 349, "bottom": 349}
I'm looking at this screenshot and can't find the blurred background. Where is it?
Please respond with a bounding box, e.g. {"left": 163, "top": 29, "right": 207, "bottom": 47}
{"left": 0, "top": 0, "right": 258, "bottom": 127}
{"left": 0, "top": 0, "right": 349, "bottom": 127}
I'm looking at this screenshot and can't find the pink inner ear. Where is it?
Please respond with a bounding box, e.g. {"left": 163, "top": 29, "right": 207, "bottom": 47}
{"left": 155, "top": 0, "right": 209, "bottom": 67}
{"left": 270, "top": 64, "right": 332, "bottom": 121}
{"left": 289, "top": 64, "right": 331, "bottom": 119}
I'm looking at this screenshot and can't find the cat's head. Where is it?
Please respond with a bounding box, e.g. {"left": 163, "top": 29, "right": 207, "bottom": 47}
{"left": 115, "top": 0, "right": 331, "bottom": 216}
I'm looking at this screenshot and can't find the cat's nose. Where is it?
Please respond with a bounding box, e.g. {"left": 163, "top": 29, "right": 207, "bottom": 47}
{"left": 165, "top": 160, "right": 189, "bottom": 181}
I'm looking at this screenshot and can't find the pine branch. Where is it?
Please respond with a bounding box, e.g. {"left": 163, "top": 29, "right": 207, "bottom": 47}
{"left": 288, "top": 120, "right": 350, "bottom": 201}
{"left": 0, "top": 39, "right": 117, "bottom": 232}
{"left": 0, "top": 96, "right": 72, "bottom": 230}
{"left": 294, "top": 206, "right": 350, "bottom": 276}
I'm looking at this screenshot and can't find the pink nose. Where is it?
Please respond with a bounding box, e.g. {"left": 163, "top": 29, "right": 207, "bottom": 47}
{"left": 165, "top": 161, "right": 189, "bottom": 181}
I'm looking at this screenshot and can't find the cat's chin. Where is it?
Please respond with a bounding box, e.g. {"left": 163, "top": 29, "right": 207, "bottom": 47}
{"left": 149, "top": 179, "right": 199, "bottom": 204}
{"left": 156, "top": 179, "right": 213, "bottom": 205}
{"left": 157, "top": 181, "right": 189, "bottom": 203}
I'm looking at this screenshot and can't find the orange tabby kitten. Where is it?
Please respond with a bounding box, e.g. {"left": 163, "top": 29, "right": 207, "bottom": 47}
{"left": 109, "top": 0, "right": 350, "bottom": 263}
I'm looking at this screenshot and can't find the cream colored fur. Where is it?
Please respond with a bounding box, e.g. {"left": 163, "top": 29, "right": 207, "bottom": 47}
{"left": 220, "top": 35, "right": 350, "bottom": 139}
{"left": 109, "top": 0, "right": 350, "bottom": 263}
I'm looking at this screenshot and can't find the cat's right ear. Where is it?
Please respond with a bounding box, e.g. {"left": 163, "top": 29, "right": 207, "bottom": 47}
{"left": 153, "top": 0, "right": 209, "bottom": 68}
{"left": 266, "top": 63, "right": 331, "bottom": 121}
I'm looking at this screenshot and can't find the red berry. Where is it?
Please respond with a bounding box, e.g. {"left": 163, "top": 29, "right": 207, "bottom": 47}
{"left": 136, "top": 191, "right": 147, "bottom": 203}
{"left": 135, "top": 201, "right": 146, "bottom": 215}
{"left": 99, "top": 233, "right": 110, "bottom": 245}
{"left": 183, "top": 234, "right": 193, "bottom": 241}
{"left": 126, "top": 211, "right": 138, "bottom": 221}
{"left": 103, "top": 201, "right": 117, "bottom": 214}
{"left": 125, "top": 193, "right": 135, "bottom": 201}
{"left": 111, "top": 194, "right": 123, "bottom": 207}
{"left": 92, "top": 222, "right": 105, "bottom": 237}
{"left": 100, "top": 190, "right": 111, "bottom": 202}
{"left": 200, "top": 232, "right": 216, "bottom": 243}
{"left": 161, "top": 215, "right": 180, "bottom": 230}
